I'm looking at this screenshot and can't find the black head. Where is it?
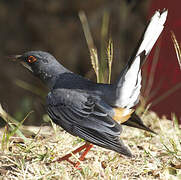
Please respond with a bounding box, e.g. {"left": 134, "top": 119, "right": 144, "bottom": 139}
{"left": 12, "top": 51, "right": 57, "bottom": 72}
{"left": 11, "top": 51, "right": 68, "bottom": 87}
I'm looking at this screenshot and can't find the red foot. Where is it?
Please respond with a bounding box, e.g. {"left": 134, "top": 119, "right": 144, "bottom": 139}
{"left": 54, "top": 142, "right": 93, "bottom": 169}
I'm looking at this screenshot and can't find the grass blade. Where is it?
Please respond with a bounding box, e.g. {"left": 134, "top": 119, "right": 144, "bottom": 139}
{"left": 0, "top": 104, "right": 28, "bottom": 142}
{"left": 100, "top": 10, "right": 110, "bottom": 83}
{"left": 15, "top": 79, "right": 46, "bottom": 98}
{"left": 79, "top": 11, "right": 100, "bottom": 82}
{"left": 171, "top": 31, "right": 181, "bottom": 70}
{"left": 107, "top": 38, "right": 113, "bottom": 84}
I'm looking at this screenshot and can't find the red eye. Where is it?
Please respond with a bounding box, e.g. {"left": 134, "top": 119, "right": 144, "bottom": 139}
{"left": 27, "top": 56, "right": 37, "bottom": 63}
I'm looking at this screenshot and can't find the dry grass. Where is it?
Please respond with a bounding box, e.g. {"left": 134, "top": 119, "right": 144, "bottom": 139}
{"left": 0, "top": 111, "right": 181, "bottom": 180}
{"left": 171, "top": 31, "right": 181, "bottom": 70}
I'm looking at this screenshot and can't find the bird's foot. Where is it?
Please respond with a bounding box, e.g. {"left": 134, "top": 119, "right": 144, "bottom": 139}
{"left": 54, "top": 142, "right": 93, "bottom": 169}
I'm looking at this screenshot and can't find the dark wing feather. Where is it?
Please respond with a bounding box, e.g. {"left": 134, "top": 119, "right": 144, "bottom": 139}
{"left": 46, "top": 88, "right": 132, "bottom": 157}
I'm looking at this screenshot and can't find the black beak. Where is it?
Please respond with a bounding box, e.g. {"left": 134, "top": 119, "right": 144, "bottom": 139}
{"left": 8, "top": 55, "right": 22, "bottom": 61}
{"left": 8, "top": 55, "right": 33, "bottom": 72}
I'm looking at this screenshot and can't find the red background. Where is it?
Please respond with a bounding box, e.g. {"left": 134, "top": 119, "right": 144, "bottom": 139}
{"left": 144, "top": 0, "right": 181, "bottom": 121}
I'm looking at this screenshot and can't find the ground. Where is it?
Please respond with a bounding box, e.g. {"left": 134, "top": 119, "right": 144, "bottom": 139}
{"left": 0, "top": 111, "right": 181, "bottom": 180}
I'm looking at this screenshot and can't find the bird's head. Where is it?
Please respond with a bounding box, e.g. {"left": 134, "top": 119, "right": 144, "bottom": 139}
{"left": 10, "top": 51, "right": 67, "bottom": 87}
{"left": 11, "top": 51, "right": 57, "bottom": 74}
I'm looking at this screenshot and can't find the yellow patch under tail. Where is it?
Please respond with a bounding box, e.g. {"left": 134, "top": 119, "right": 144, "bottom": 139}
{"left": 113, "top": 108, "right": 134, "bottom": 124}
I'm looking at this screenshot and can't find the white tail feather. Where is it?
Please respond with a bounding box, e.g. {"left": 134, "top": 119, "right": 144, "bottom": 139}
{"left": 114, "top": 10, "right": 168, "bottom": 108}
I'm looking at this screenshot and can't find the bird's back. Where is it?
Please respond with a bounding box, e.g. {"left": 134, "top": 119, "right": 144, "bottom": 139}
{"left": 53, "top": 72, "right": 114, "bottom": 100}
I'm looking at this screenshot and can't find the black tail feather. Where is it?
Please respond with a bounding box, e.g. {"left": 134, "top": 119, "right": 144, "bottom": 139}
{"left": 123, "top": 112, "right": 156, "bottom": 134}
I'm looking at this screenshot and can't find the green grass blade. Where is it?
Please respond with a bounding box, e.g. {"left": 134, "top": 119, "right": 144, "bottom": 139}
{"left": 0, "top": 104, "right": 28, "bottom": 142}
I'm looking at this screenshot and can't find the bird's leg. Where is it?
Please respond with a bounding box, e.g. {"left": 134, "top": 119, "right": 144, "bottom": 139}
{"left": 55, "top": 142, "right": 93, "bottom": 168}
{"left": 74, "top": 143, "right": 93, "bottom": 168}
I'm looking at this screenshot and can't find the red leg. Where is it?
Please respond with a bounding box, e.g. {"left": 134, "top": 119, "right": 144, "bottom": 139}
{"left": 75, "top": 143, "right": 93, "bottom": 168}
{"left": 54, "top": 142, "right": 93, "bottom": 168}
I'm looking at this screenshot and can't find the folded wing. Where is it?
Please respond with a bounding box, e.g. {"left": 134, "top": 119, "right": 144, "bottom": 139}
{"left": 47, "top": 88, "right": 132, "bottom": 156}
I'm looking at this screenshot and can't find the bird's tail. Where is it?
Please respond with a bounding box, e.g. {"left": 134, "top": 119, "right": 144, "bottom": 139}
{"left": 123, "top": 112, "right": 156, "bottom": 134}
{"left": 112, "top": 9, "right": 168, "bottom": 108}
{"left": 127, "top": 9, "right": 168, "bottom": 68}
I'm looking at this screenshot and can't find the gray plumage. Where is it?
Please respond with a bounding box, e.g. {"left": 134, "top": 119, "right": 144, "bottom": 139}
{"left": 13, "top": 10, "right": 167, "bottom": 157}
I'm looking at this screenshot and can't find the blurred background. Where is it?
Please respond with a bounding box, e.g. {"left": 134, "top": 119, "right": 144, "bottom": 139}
{"left": 0, "top": 0, "right": 181, "bottom": 126}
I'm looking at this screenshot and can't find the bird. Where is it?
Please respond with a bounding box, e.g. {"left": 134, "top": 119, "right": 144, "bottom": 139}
{"left": 11, "top": 9, "right": 167, "bottom": 168}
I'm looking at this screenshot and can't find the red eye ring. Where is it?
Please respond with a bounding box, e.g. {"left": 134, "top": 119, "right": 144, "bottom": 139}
{"left": 27, "top": 56, "right": 37, "bottom": 63}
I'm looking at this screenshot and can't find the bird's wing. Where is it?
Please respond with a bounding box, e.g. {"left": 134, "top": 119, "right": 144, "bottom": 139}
{"left": 113, "top": 10, "right": 168, "bottom": 108}
{"left": 46, "top": 88, "right": 132, "bottom": 156}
